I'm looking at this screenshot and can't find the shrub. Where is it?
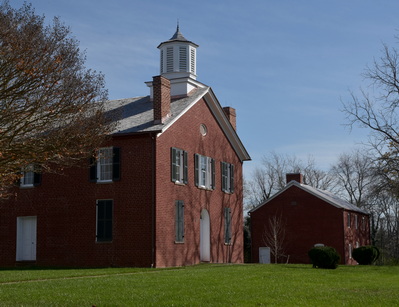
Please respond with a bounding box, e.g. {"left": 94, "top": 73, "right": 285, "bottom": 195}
{"left": 308, "top": 246, "right": 341, "bottom": 269}
{"left": 352, "top": 246, "right": 380, "bottom": 265}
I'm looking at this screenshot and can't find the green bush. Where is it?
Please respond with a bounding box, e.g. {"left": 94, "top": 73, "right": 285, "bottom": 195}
{"left": 352, "top": 246, "right": 380, "bottom": 265}
{"left": 308, "top": 246, "right": 341, "bottom": 269}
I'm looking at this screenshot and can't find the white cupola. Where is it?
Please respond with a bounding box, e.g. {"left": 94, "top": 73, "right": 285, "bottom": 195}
{"left": 157, "top": 24, "right": 199, "bottom": 80}
{"left": 146, "top": 25, "right": 204, "bottom": 99}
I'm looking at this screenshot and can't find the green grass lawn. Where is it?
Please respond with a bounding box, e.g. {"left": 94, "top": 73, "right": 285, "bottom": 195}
{"left": 0, "top": 264, "right": 398, "bottom": 306}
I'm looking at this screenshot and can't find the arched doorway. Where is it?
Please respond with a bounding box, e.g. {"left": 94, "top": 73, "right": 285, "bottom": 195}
{"left": 200, "top": 209, "right": 210, "bottom": 262}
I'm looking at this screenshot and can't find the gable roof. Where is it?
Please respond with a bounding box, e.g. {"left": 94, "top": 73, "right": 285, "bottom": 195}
{"left": 104, "top": 87, "right": 251, "bottom": 162}
{"left": 249, "top": 180, "right": 369, "bottom": 215}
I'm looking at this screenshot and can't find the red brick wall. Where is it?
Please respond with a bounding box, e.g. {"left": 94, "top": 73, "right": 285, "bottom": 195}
{"left": 0, "top": 98, "right": 245, "bottom": 268}
{"left": 154, "top": 97, "right": 244, "bottom": 267}
{"left": 0, "top": 134, "right": 155, "bottom": 267}
{"left": 343, "top": 210, "right": 371, "bottom": 264}
{"left": 251, "top": 185, "right": 370, "bottom": 264}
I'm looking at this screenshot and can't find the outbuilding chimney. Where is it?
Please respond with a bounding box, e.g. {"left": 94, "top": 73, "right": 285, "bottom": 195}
{"left": 286, "top": 173, "right": 303, "bottom": 184}
{"left": 153, "top": 75, "right": 171, "bottom": 124}
{"left": 223, "top": 107, "right": 236, "bottom": 130}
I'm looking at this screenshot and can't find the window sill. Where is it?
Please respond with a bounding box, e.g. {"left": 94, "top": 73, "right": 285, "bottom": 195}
{"left": 197, "top": 186, "right": 214, "bottom": 191}
{"left": 224, "top": 243, "right": 232, "bottom": 246}
{"left": 96, "top": 180, "right": 113, "bottom": 184}
{"left": 173, "top": 181, "right": 186, "bottom": 186}
{"left": 174, "top": 241, "right": 185, "bottom": 244}
{"left": 20, "top": 185, "right": 34, "bottom": 189}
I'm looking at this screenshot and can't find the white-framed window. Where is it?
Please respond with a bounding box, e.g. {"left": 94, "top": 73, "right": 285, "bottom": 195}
{"left": 195, "top": 154, "right": 215, "bottom": 190}
{"left": 349, "top": 243, "right": 352, "bottom": 259}
{"left": 175, "top": 200, "right": 184, "bottom": 243}
{"left": 347, "top": 212, "right": 351, "bottom": 228}
{"left": 221, "top": 162, "right": 234, "bottom": 193}
{"left": 20, "top": 164, "right": 41, "bottom": 188}
{"left": 98, "top": 147, "right": 113, "bottom": 182}
{"left": 355, "top": 214, "right": 358, "bottom": 229}
{"left": 224, "top": 208, "right": 232, "bottom": 244}
{"left": 171, "top": 148, "right": 188, "bottom": 184}
{"left": 90, "top": 147, "right": 120, "bottom": 183}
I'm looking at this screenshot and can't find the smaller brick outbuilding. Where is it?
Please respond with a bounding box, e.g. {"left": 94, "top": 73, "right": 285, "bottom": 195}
{"left": 250, "top": 173, "right": 370, "bottom": 265}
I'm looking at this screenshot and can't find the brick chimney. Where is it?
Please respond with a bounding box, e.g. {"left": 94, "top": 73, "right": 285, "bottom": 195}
{"left": 286, "top": 173, "right": 303, "bottom": 184}
{"left": 223, "top": 107, "right": 236, "bottom": 130}
{"left": 153, "top": 75, "right": 171, "bottom": 124}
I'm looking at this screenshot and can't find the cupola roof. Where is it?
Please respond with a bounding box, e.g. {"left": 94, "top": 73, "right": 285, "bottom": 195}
{"left": 157, "top": 24, "right": 199, "bottom": 48}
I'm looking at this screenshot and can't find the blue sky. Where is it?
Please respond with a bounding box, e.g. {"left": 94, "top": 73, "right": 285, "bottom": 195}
{"left": 12, "top": 0, "right": 399, "bottom": 177}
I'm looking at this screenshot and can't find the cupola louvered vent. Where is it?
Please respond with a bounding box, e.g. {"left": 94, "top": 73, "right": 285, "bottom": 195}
{"left": 160, "top": 49, "right": 164, "bottom": 74}
{"left": 190, "top": 48, "right": 196, "bottom": 74}
{"left": 166, "top": 47, "right": 173, "bottom": 73}
{"left": 179, "top": 46, "right": 187, "bottom": 71}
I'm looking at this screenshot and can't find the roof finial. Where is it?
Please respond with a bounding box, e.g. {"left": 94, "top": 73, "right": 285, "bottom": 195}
{"left": 177, "top": 19, "right": 179, "bottom": 32}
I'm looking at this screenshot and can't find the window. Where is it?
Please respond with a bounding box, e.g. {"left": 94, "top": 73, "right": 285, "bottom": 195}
{"left": 96, "top": 200, "right": 113, "bottom": 242}
{"left": 221, "top": 162, "right": 234, "bottom": 193}
{"left": 224, "top": 208, "right": 232, "bottom": 244}
{"left": 362, "top": 216, "right": 366, "bottom": 231}
{"left": 175, "top": 200, "right": 184, "bottom": 243}
{"left": 347, "top": 212, "right": 351, "bottom": 228}
{"left": 20, "top": 164, "right": 41, "bottom": 188}
{"left": 90, "top": 147, "right": 120, "bottom": 183}
{"left": 349, "top": 244, "right": 352, "bottom": 259}
{"left": 171, "top": 148, "right": 188, "bottom": 184}
{"left": 355, "top": 214, "right": 358, "bottom": 229}
{"left": 195, "top": 154, "right": 215, "bottom": 190}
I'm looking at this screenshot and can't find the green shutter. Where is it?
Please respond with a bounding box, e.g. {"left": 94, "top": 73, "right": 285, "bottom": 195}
{"left": 211, "top": 158, "right": 215, "bottom": 190}
{"left": 112, "top": 147, "right": 121, "bottom": 181}
{"left": 183, "top": 150, "right": 188, "bottom": 184}
{"left": 97, "top": 200, "right": 113, "bottom": 242}
{"left": 195, "top": 154, "right": 199, "bottom": 187}
{"left": 224, "top": 207, "right": 232, "bottom": 244}
{"left": 175, "top": 200, "right": 184, "bottom": 242}
{"left": 89, "top": 156, "right": 97, "bottom": 182}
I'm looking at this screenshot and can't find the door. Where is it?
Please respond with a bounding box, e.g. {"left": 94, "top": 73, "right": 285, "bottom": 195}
{"left": 16, "top": 216, "right": 37, "bottom": 261}
{"left": 259, "top": 247, "right": 271, "bottom": 264}
{"left": 200, "top": 209, "right": 210, "bottom": 262}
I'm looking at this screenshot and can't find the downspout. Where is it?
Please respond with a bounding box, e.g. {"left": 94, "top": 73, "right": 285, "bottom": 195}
{"left": 151, "top": 133, "right": 156, "bottom": 268}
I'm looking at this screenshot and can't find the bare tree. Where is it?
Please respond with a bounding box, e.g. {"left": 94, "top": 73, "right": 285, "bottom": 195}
{"left": 330, "top": 149, "right": 375, "bottom": 207}
{"left": 262, "top": 214, "right": 287, "bottom": 264}
{"left": 343, "top": 43, "right": 399, "bottom": 186}
{"left": 245, "top": 152, "right": 334, "bottom": 210}
{"left": 0, "top": 2, "right": 114, "bottom": 197}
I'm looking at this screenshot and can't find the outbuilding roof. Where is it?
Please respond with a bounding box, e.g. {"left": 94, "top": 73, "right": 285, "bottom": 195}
{"left": 249, "top": 180, "right": 369, "bottom": 215}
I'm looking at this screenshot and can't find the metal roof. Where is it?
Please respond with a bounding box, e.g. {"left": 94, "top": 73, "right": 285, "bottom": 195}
{"left": 103, "top": 87, "right": 251, "bottom": 162}
{"left": 250, "top": 180, "right": 369, "bottom": 215}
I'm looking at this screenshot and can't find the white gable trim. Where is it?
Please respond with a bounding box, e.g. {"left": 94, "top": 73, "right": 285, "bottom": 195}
{"left": 157, "top": 87, "right": 251, "bottom": 162}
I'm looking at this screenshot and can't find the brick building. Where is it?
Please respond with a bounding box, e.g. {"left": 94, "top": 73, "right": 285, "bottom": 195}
{"left": 249, "top": 173, "right": 370, "bottom": 265}
{"left": 0, "top": 26, "right": 251, "bottom": 268}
